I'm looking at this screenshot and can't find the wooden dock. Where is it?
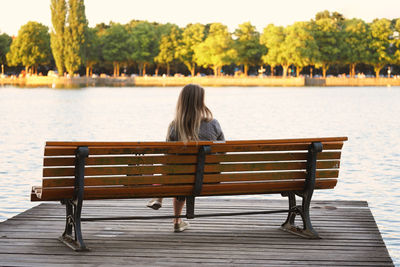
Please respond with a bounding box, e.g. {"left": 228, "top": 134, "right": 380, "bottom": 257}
{"left": 0, "top": 198, "right": 394, "bottom": 266}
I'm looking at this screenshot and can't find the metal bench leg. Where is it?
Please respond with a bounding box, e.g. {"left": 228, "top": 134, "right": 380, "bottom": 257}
{"left": 58, "top": 146, "right": 89, "bottom": 251}
{"left": 280, "top": 192, "right": 297, "bottom": 230}
{"left": 280, "top": 192, "right": 320, "bottom": 239}
{"left": 61, "top": 199, "right": 73, "bottom": 238}
{"left": 299, "top": 189, "right": 320, "bottom": 238}
{"left": 186, "top": 196, "right": 195, "bottom": 219}
{"left": 280, "top": 142, "right": 322, "bottom": 239}
{"left": 59, "top": 199, "right": 88, "bottom": 251}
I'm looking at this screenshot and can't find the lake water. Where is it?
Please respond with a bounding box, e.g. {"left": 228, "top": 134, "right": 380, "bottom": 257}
{"left": 0, "top": 85, "right": 399, "bottom": 264}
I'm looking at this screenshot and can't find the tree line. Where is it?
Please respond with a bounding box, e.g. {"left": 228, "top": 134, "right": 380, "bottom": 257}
{"left": 1, "top": 5, "right": 400, "bottom": 78}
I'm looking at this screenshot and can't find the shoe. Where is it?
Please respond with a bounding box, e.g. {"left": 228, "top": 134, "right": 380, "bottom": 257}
{"left": 146, "top": 199, "right": 162, "bottom": 210}
{"left": 174, "top": 221, "right": 190, "bottom": 233}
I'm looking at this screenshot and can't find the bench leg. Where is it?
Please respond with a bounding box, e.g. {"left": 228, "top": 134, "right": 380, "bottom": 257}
{"left": 59, "top": 199, "right": 89, "bottom": 251}
{"left": 280, "top": 142, "right": 322, "bottom": 239}
{"left": 280, "top": 192, "right": 320, "bottom": 239}
{"left": 281, "top": 192, "right": 296, "bottom": 227}
{"left": 58, "top": 146, "right": 89, "bottom": 251}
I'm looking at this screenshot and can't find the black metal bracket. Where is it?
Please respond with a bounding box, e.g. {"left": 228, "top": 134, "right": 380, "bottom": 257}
{"left": 186, "top": 145, "right": 211, "bottom": 219}
{"left": 59, "top": 146, "right": 89, "bottom": 251}
{"left": 281, "top": 142, "right": 323, "bottom": 239}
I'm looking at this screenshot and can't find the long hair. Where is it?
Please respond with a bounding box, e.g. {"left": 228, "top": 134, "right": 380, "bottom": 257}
{"left": 170, "top": 84, "right": 213, "bottom": 142}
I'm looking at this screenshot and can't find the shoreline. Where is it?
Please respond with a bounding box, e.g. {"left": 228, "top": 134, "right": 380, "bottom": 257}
{"left": 1, "top": 76, "right": 400, "bottom": 87}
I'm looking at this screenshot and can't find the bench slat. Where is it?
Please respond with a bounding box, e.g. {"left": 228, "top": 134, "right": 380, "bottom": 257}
{"left": 44, "top": 142, "right": 344, "bottom": 156}
{"left": 43, "top": 151, "right": 342, "bottom": 167}
{"left": 45, "top": 137, "right": 348, "bottom": 146}
{"left": 42, "top": 170, "right": 339, "bottom": 187}
{"left": 43, "top": 160, "right": 340, "bottom": 177}
{"left": 211, "top": 142, "right": 344, "bottom": 153}
{"left": 36, "top": 179, "right": 337, "bottom": 201}
{"left": 44, "top": 146, "right": 199, "bottom": 156}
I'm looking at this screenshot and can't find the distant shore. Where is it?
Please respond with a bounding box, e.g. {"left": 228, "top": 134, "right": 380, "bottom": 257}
{"left": 1, "top": 75, "right": 400, "bottom": 87}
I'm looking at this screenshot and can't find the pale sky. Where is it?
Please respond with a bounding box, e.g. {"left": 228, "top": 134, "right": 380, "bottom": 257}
{"left": 1, "top": 0, "right": 400, "bottom": 36}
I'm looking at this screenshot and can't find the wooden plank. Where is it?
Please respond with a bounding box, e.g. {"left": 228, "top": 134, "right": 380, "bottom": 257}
{"left": 44, "top": 146, "right": 200, "bottom": 156}
{"left": 42, "top": 160, "right": 340, "bottom": 177}
{"left": 37, "top": 179, "right": 336, "bottom": 201}
{"left": 43, "top": 152, "right": 342, "bottom": 167}
{"left": 44, "top": 142, "right": 344, "bottom": 156}
{"left": 45, "top": 136, "right": 348, "bottom": 146}
{"left": 211, "top": 142, "right": 344, "bottom": 153}
{"left": 41, "top": 170, "right": 340, "bottom": 188}
{"left": 43, "top": 163, "right": 196, "bottom": 177}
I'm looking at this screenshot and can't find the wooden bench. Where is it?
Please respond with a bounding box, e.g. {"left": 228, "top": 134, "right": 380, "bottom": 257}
{"left": 31, "top": 137, "right": 347, "bottom": 251}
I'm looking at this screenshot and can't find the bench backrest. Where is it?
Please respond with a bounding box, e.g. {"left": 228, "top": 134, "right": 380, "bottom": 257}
{"left": 33, "top": 137, "right": 347, "bottom": 201}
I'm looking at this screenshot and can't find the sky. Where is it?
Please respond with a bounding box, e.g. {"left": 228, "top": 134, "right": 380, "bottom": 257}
{"left": 1, "top": 0, "right": 400, "bottom": 36}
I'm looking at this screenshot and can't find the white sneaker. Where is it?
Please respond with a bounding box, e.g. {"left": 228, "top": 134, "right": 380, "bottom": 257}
{"left": 146, "top": 199, "right": 162, "bottom": 210}
{"left": 174, "top": 221, "right": 190, "bottom": 233}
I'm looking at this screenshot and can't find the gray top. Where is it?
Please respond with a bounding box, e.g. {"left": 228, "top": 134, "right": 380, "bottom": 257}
{"left": 167, "top": 119, "right": 225, "bottom": 141}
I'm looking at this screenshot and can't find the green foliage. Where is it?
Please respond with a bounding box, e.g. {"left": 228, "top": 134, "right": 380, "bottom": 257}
{"left": 154, "top": 25, "right": 182, "bottom": 75}
{"left": 310, "top": 18, "right": 341, "bottom": 77}
{"left": 341, "top": 19, "right": 371, "bottom": 77}
{"left": 101, "top": 24, "right": 130, "bottom": 63}
{"left": 393, "top": 19, "right": 400, "bottom": 65}
{"left": 100, "top": 24, "right": 130, "bottom": 76}
{"left": 368, "top": 19, "right": 393, "bottom": 77}
{"left": 129, "top": 21, "right": 159, "bottom": 75}
{"left": 7, "top": 8, "right": 398, "bottom": 77}
{"left": 64, "top": 0, "right": 87, "bottom": 75}
{"left": 6, "top": 21, "right": 51, "bottom": 71}
{"left": 315, "top": 10, "right": 345, "bottom": 23}
{"left": 83, "top": 27, "right": 101, "bottom": 75}
{"left": 260, "top": 24, "right": 289, "bottom": 75}
{"left": 234, "top": 22, "right": 265, "bottom": 75}
{"left": 0, "top": 33, "right": 12, "bottom": 65}
{"left": 94, "top": 22, "right": 110, "bottom": 35}
{"left": 176, "top": 23, "right": 205, "bottom": 76}
{"left": 284, "top": 21, "right": 318, "bottom": 76}
{"left": 194, "top": 23, "right": 236, "bottom": 76}
{"left": 50, "top": 0, "right": 67, "bottom": 75}
{"left": 84, "top": 27, "right": 100, "bottom": 63}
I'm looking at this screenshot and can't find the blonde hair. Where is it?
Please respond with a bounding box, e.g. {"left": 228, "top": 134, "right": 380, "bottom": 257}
{"left": 170, "top": 84, "right": 213, "bottom": 142}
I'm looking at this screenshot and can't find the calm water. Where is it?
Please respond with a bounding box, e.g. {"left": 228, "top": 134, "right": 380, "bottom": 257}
{"left": 0, "top": 86, "right": 399, "bottom": 264}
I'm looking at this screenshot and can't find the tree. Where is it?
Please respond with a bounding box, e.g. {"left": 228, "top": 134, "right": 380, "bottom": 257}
{"left": 129, "top": 21, "right": 159, "bottom": 76}
{"left": 129, "top": 22, "right": 159, "bottom": 76}
{"left": 393, "top": 19, "right": 400, "bottom": 68}
{"left": 284, "top": 21, "right": 318, "bottom": 77}
{"left": 194, "top": 23, "right": 236, "bottom": 76}
{"left": 154, "top": 25, "right": 181, "bottom": 76}
{"left": 311, "top": 17, "right": 341, "bottom": 78}
{"left": 101, "top": 24, "right": 130, "bottom": 77}
{"left": 233, "top": 22, "right": 265, "bottom": 76}
{"left": 6, "top": 21, "right": 51, "bottom": 74}
{"left": 176, "top": 23, "right": 205, "bottom": 76}
{"left": 50, "top": 0, "right": 67, "bottom": 75}
{"left": 368, "top": 19, "right": 393, "bottom": 77}
{"left": 0, "top": 33, "right": 12, "bottom": 73}
{"left": 260, "top": 24, "right": 290, "bottom": 76}
{"left": 340, "top": 19, "right": 370, "bottom": 77}
{"left": 83, "top": 27, "right": 101, "bottom": 76}
{"left": 315, "top": 10, "right": 345, "bottom": 23}
{"left": 64, "top": 0, "right": 87, "bottom": 76}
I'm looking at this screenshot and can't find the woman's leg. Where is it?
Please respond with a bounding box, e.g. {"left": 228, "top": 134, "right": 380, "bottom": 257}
{"left": 173, "top": 197, "right": 185, "bottom": 224}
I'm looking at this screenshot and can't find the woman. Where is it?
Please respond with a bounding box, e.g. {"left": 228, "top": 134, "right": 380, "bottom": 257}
{"left": 147, "top": 84, "right": 225, "bottom": 232}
